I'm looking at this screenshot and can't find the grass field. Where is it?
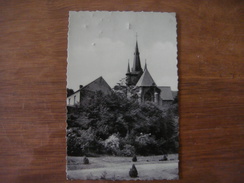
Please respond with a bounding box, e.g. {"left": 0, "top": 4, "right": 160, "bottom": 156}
{"left": 67, "top": 154, "right": 179, "bottom": 180}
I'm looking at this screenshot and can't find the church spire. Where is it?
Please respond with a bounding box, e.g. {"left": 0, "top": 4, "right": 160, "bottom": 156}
{"left": 132, "top": 40, "right": 142, "bottom": 73}
{"left": 135, "top": 40, "right": 139, "bottom": 55}
{"left": 144, "top": 59, "right": 147, "bottom": 71}
{"left": 125, "top": 36, "right": 143, "bottom": 86}
{"left": 127, "top": 60, "right": 130, "bottom": 73}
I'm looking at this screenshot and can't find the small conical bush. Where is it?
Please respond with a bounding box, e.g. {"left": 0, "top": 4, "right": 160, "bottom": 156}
{"left": 163, "top": 154, "right": 168, "bottom": 161}
{"left": 159, "top": 154, "right": 168, "bottom": 161}
{"left": 132, "top": 155, "right": 137, "bottom": 162}
{"left": 129, "top": 164, "right": 138, "bottom": 178}
{"left": 83, "top": 156, "right": 89, "bottom": 164}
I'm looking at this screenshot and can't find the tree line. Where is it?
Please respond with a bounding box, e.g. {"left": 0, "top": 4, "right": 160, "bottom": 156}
{"left": 67, "top": 90, "right": 178, "bottom": 157}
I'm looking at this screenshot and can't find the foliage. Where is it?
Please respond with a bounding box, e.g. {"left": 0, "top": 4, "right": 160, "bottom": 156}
{"left": 120, "top": 144, "right": 135, "bottom": 157}
{"left": 104, "top": 134, "right": 120, "bottom": 155}
{"left": 67, "top": 88, "right": 74, "bottom": 97}
{"left": 67, "top": 90, "right": 178, "bottom": 156}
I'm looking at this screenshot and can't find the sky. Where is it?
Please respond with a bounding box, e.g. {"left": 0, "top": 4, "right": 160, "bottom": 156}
{"left": 67, "top": 11, "right": 178, "bottom": 91}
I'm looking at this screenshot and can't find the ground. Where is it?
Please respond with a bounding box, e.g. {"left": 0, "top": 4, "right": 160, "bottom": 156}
{"left": 67, "top": 154, "right": 179, "bottom": 180}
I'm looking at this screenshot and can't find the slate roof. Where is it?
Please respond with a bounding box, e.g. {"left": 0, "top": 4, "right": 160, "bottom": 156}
{"left": 82, "top": 76, "right": 112, "bottom": 94}
{"left": 72, "top": 76, "right": 112, "bottom": 95}
{"left": 135, "top": 67, "right": 156, "bottom": 87}
{"left": 172, "top": 91, "right": 178, "bottom": 99}
{"left": 158, "top": 86, "right": 174, "bottom": 100}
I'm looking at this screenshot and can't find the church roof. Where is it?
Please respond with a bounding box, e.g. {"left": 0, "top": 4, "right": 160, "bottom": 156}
{"left": 135, "top": 67, "right": 156, "bottom": 87}
{"left": 158, "top": 86, "right": 174, "bottom": 100}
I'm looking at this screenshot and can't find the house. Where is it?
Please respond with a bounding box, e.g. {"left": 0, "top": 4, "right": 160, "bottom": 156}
{"left": 67, "top": 76, "right": 112, "bottom": 106}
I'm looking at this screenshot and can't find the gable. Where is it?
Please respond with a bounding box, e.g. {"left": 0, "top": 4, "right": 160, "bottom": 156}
{"left": 82, "top": 76, "right": 112, "bottom": 95}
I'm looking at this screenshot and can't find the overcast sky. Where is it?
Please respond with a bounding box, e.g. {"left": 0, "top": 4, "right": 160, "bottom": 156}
{"left": 67, "top": 11, "right": 178, "bottom": 91}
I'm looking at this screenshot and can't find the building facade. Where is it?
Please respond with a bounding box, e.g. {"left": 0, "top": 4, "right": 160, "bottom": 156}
{"left": 67, "top": 76, "right": 112, "bottom": 106}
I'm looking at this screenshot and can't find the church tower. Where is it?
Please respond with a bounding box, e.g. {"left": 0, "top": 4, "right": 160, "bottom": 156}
{"left": 126, "top": 40, "right": 143, "bottom": 86}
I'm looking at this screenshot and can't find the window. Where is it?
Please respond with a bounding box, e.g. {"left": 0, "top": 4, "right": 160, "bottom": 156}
{"left": 74, "top": 95, "right": 76, "bottom": 103}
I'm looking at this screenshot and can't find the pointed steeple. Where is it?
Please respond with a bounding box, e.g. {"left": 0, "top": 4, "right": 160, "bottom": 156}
{"left": 132, "top": 40, "right": 142, "bottom": 73}
{"left": 127, "top": 60, "right": 130, "bottom": 73}
{"left": 125, "top": 37, "right": 144, "bottom": 86}
{"left": 144, "top": 59, "right": 147, "bottom": 71}
{"left": 135, "top": 41, "right": 139, "bottom": 55}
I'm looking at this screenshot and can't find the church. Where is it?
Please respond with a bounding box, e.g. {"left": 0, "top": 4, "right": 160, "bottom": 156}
{"left": 126, "top": 40, "right": 174, "bottom": 106}
{"left": 67, "top": 40, "right": 175, "bottom": 107}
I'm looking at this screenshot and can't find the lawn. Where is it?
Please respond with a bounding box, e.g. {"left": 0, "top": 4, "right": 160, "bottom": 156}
{"left": 67, "top": 154, "right": 179, "bottom": 180}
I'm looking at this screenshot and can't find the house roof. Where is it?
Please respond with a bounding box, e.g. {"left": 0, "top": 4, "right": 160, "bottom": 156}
{"left": 158, "top": 86, "right": 174, "bottom": 100}
{"left": 135, "top": 66, "right": 156, "bottom": 87}
{"left": 172, "top": 91, "right": 178, "bottom": 99}
{"left": 81, "top": 76, "right": 112, "bottom": 94}
{"left": 70, "top": 76, "right": 112, "bottom": 96}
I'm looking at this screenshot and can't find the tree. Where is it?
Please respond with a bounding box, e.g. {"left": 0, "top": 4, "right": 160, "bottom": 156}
{"left": 67, "top": 88, "right": 179, "bottom": 156}
{"left": 67, "top": 88, "right": 74, "bottom": 97}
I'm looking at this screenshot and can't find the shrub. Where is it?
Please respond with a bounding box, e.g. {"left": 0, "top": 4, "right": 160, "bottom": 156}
{"left": 129, "top": 164, "right": 138, "bottom": 178}
{"left": 121, "top": 144, "right": 135, "bottom": 157}
{"left": 159, "top": 154, "right": 168, "bottom": 161}
{"left": 132, "top": 155, "right": 137, "bottom": 162}
{"left": 135, "top": 134, "right": 158, "bottom": 155}
{"left": 83, "top": 156, "right": 89, "bottom": 164}
{"left": 104, "top": 134, "right": 120, "bottom": 155}
{"left": 67, "top": 128, "right": 84, "bottom": 156}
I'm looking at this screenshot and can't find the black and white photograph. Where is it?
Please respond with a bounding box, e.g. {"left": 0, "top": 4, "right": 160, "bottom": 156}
{"left": 66, "top": 11, "right": 179, "bottom": 180}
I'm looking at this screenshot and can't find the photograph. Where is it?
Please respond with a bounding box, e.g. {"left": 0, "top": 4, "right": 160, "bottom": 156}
{"left": 66, "top": 11, "right": 179, "bottom": 180}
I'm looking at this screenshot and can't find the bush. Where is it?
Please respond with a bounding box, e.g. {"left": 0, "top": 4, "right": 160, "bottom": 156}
{"left": 159, "top": 154, "right": 168, "bottom": 161}
{"left": 83, "top": 156, "right": 89, "bottom": 164}
{"left": 67, "top": 128, "right": 84, "bottom": 156}
{"left": 132, "top": 155, "right": 137, "bottom": 162}
{"left": 120, "top": 144, "right": 135, "bottom": 157}
{"left": 129, "top": 164, "right": 138, "bottom": 178}
{"left": 104, "top": 134, "right": 120, "bottom": 155}
{"left": 134, "top": 134, "right": 158, "bottom": 155}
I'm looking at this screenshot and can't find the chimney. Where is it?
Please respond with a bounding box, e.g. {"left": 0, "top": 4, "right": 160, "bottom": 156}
{"left": 79, "top": 85, "right": 83, "bottom": 89}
